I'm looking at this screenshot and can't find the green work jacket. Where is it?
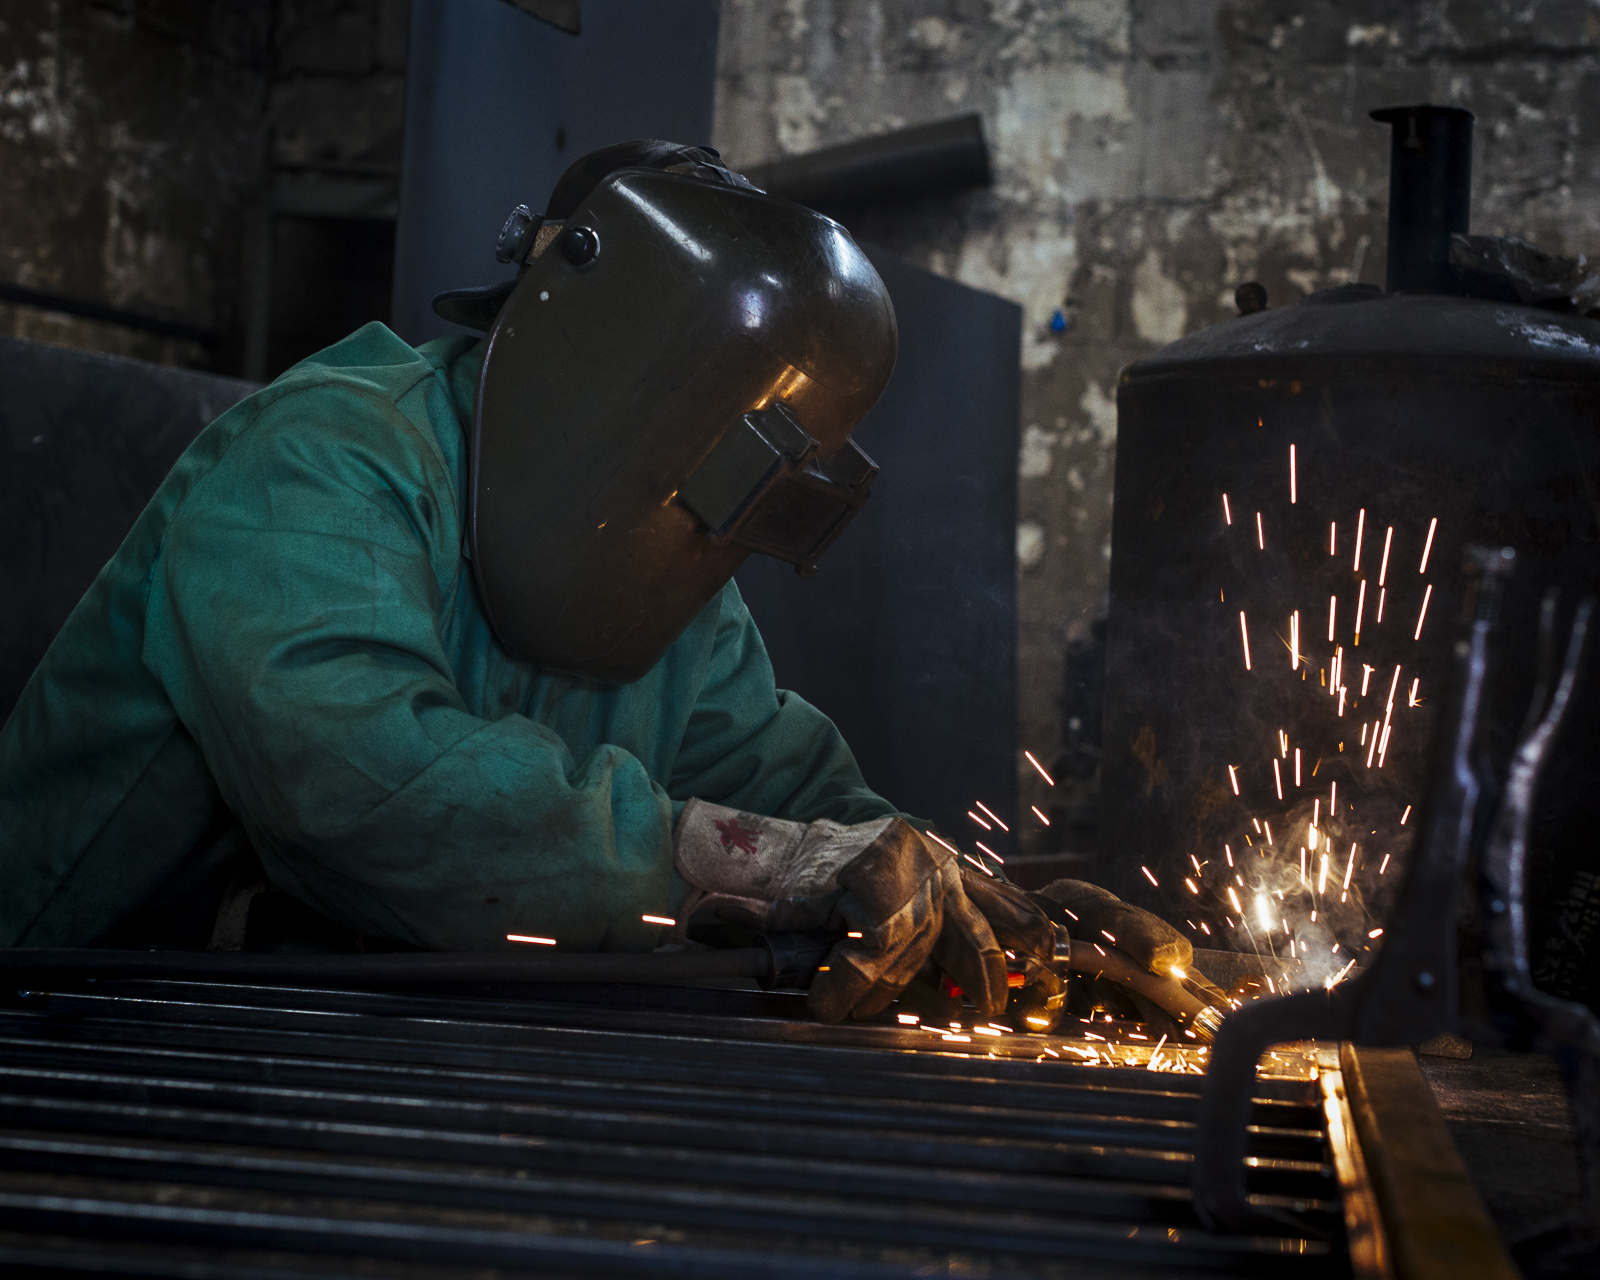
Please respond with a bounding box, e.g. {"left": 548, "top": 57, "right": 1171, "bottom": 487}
{"left": 0, "top": 323, "right": 896, "bottom": 950}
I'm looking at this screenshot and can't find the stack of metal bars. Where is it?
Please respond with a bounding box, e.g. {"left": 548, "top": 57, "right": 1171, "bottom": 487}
{"left": 0, "top": 979, "right": 1348, "bottom": 1278}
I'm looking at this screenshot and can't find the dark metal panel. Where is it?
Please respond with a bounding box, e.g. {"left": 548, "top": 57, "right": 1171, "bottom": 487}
{"left": 0, "top": 337, "right": 256, "bottom": 721}
{"left": 1102, "top": 294, "right": 1600, "bottom": 965}
{"left": 391, "top": 0, "right": 719, "bottom": 346}
{"left": 735, "top": 249, "right": 1021, "bottom": 842}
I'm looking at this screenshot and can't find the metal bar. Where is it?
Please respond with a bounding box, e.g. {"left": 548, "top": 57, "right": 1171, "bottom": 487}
{"left": 0, "top": 1073, "right": 1219, "bottom": 1183}
{"left": 0, "top": 974, "right": 1351, "bottom": 1273}
{"left": 0, "top": 1178, "right": 1333, "bottom": 1277}
{"left": 1, "top": 947, "right": 772, "bottom": 986}
{"left": 64, "top": 978, "right": 1319, "bottom": 1105}
{"left": 4, "top": 991, "right": 1320, "bottom": 1108}
{"left": 1317, "top": 1052, "right": 1393, "bottom": 1280}
{"left": 0, "top": 1056, "right": 1247, "bottom": 1155}
{"left": 1340, "top": 1045, "right": 1519, "bottom": 1280}
{"left": 0, "top": 1042, "right": 1241, "bottom": 1151}
{"left": 0, "top": 1136, "right": 1331, "bottom": 1264}
{"left": 0, "top": 281, "right": 218, "bottom": 346}
{"left": 0, "top": 1012, "right": 1247, "bottom": 1122}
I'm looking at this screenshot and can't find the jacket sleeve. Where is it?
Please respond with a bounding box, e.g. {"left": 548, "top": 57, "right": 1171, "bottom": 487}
{"left": 141, "top": 392, "right": 674, "bottom": 952}
{"left": 667, "top": 583, "right": 903, "bottom": 827}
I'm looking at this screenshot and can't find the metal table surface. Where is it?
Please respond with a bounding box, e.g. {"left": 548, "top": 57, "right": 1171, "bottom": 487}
{"left": 0, "top": 978, "right": 1350, "bottom": 1278}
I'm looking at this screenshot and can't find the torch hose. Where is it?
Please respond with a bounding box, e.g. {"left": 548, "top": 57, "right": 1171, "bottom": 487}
{"left": 0, "top": 947, "right": 773, "bottom": 988}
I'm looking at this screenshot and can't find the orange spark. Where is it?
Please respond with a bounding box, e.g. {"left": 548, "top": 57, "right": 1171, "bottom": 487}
{"left": 1256, "top": 511, "right": 1264, "bottom": 549}
{"left": 1353, "top": 508, "right": 1365, "bottom": 571}
{"left": 1419, "top": 516, "right": 1437, "bottom": 573}
{"left": 1222, "top": 493, "right": 1232, "bottom": 524}
{"left": 1228, "top": 764, "right": 1239, "bottom": 794}
{"left": 507, "top": 934, "right": 557, "bottom": 945}
{"left": 1031, "top": 805, "right": 1050, "bottom": 825}
{"left": 1239, "top": 611, "right": 1252, "bottom": 669}
{"left": 1289, "top": 443, "right": 1297, "bottom": 503}
{"left": 975, "top": 801, "right": 1009, "bottom": 831}
{"left": 1025, "top": 750, "right": 1055, "bottom": 785}
{"left": 1414, "top": 584, "right": 1433, "bottom": 640}
{"left": 641, "top": 914, "right": 676, "bottom": 926}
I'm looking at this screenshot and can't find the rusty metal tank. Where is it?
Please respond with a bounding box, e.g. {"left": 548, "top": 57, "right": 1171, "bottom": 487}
{"left": 1101, "top": 105, "right": 1600, "bottom": 1007}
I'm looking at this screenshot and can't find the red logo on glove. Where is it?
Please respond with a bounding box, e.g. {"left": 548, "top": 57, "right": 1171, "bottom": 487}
{"left": 714, "top": 815, "right": 764, "bottom": 856}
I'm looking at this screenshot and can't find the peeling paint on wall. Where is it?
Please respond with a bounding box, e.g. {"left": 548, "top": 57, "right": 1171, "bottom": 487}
{"left": 712, "top": 0, "right": 1600, "bottom": 855}
{"left": 0, "top": 2, "right": 271, "bottom": 366}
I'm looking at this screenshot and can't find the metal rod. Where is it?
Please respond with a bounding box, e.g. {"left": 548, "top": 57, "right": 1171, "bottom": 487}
{"left": 743, "top": 114, "right": 990, "bottom": 211}
{"left": 0, "top": 946, "right": 770, "bottom": 987}
{"left": 0, "top": 280, "right": 219, "bottom": 346}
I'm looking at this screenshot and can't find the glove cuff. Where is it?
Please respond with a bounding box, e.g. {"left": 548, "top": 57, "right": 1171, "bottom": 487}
{"left": 673, "top": 799, "right": 894, "bottom": 905}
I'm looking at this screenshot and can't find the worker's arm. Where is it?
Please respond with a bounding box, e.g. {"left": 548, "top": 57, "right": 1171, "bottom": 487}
{"left": 143, "top": 392, "right": 672, "bottom": 953}
{"left": 666, "top": 583, "right": 903, "bottom": 827}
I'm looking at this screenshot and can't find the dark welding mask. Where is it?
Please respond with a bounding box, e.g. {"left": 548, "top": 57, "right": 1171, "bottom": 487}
{"left": 432, "top": 141, "right": 898, "bottom": 685}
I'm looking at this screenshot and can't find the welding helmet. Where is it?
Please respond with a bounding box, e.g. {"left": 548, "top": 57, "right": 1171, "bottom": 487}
{"left": 431, "top": 141, "right": 898, "bottom": 685}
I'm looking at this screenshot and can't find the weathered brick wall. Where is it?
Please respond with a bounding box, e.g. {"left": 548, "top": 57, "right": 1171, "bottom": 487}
{"left": 0, "top": 1, "right": 272, "bottom": 367}
{"left": 0, "top": 0, "right": 408, "bottom": 374}
{"left": 713, "top": 0, "right": 1600, "bottom": 852}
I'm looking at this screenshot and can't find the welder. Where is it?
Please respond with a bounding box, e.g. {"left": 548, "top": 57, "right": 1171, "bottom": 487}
{"left": 0, "top": 141, "right": 1189, "bottom": 1024}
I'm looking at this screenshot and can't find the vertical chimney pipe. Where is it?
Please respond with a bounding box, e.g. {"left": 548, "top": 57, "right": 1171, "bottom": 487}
{"left": 1370, "top": 104, "right": 1475, "bottom": 295}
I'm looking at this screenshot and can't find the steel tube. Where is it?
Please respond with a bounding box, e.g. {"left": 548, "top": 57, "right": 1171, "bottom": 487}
{"left": 0, "top": 946, "right": 770, "bottom": 986}
{"left": 744, "top": 114, "right": 990, "bottom": 210}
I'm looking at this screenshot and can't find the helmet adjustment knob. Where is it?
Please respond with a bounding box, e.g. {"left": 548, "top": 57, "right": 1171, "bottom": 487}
{"left": 559, "top": 225, "right": 601, "bottom": 266}
{"left": 495, "top": 204, "right": 541, "bottom": 264}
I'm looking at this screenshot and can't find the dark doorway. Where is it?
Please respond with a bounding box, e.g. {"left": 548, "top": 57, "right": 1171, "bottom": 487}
{"left": 267, "top": 215, "right": 397, "bottom": 377}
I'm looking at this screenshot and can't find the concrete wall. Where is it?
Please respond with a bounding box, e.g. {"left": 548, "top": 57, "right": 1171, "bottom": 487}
{"left": 0, "top": 1, "right": 272, "bottom": 367}
{"left": 0, "top": 0, "right": 408, "bottom": 375}
{"left": 713, "top": 0, "right": 1600, "bottom": 853}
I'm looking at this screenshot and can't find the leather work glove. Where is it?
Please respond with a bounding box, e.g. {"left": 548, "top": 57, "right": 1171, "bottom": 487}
{"left": 1030, "top": 879, "right": 1192, "bottom": 975}
{"left": 673, "top": 800, "right": 1011, "bottom": 1023}
{"left": 1028, "top": 878, "right": 1228, "bottom": 1011}
{"left": 890, "top": 869, "right": 1065, "bottom": 1028}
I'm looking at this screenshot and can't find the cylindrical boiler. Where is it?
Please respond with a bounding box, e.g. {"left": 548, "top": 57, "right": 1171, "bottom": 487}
{"left": 1102, "top": 115, "right": 1600, "bottom": 1002}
